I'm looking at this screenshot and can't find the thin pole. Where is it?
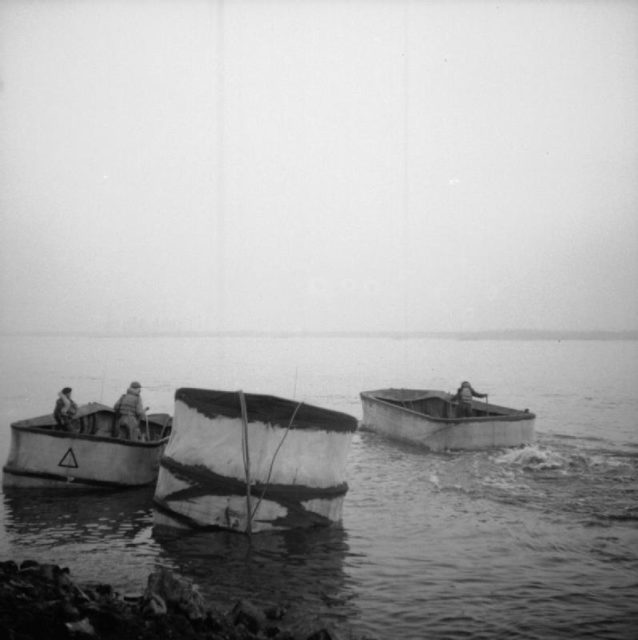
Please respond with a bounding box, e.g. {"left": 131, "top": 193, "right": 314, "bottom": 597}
{"left": 239, "top": 390, "right": 252, "bottom": 536}
{"left": 251, "top": 401, "right": 303, "bottom": 520}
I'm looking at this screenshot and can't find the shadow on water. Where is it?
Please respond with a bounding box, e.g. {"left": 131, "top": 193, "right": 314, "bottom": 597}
{"left": 152, "top": 522, "right": 362, "bottom": 633}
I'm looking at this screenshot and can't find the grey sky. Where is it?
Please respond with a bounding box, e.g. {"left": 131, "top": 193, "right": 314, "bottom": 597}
{"left": 1, "top": 0, "right": 636, "bottom": 334}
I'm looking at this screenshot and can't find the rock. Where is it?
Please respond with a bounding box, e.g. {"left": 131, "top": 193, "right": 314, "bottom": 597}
{"left": 143, "top": 568, "right": 207, "bottom": 620}
{"left": 62, "top": 601, "right": 81, "bottom": 620}
{"left": 265, "top": 605, "right": 287, "bottom": 621}
{"left": 0, "top": 560, "right": 18, "bottom": 575}
{"left": 306, "top": 630, "right": 333, "bottom": 640}
{"left": 143, "top": 592, "right": 168, "bottom": 616}
{"left": 0, "top": 559, "right": 358, "bottom": 640}
{"left": 231, "top": 598, "right": 267, "bottom": 634}
{"left": 65, "top": 617, "right": 96, "bottom": 636}
{"left": 305, "top": 626, "right": 347, "bottom": 640}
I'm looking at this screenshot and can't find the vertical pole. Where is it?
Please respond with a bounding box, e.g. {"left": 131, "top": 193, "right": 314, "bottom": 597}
{"left": 239, "top": 390, "right": 252, "bottom": 537}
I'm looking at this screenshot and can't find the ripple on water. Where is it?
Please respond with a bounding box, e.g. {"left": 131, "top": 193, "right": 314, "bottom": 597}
{"left": 1, "top": 428, "right": 637, "bottom": 640}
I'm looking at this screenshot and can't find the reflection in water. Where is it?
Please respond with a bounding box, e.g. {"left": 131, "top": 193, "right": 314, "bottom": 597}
{"left": 1, "top": 432, "right": 635, "bottom": 640}
{"left": 2, "top": 486, "right": 362, "bottom": 635}
{"left": 0, "top": 486, "right": 167, "bottom": 596}
{"left": 3, "top": 487, "right": 155, "bottom": 545}
{"left": 153, "top": 523, "right": 361, "bottom": 632}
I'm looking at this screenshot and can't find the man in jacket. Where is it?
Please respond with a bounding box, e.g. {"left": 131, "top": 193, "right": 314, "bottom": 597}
{"left": 451, "top": 381, "right": 487, "bottom": 418}
{"left": 114, "top": 381, "right": 146, "bottom": 440}
{"left": 54, "top": 387, "right": 78, "bottom": 430}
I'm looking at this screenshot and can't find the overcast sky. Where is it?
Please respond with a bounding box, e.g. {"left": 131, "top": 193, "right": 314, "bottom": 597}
{"left": 1, "top": 0, "right": 636, "bottom": 334}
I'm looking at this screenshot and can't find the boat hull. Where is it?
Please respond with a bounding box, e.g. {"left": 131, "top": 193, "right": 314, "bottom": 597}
{"left": 154, "top": 388, "right": 357, "bottom": 533}
{"left": 360, "top": 388, "right": 535, "bottom": 451}
{"left": 3, "top": 404, "right": 170, "bottom": 490}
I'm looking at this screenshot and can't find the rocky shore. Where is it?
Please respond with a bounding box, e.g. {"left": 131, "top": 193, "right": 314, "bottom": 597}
{"left": 0, "top": 560, "right": 352, "bottom": 640}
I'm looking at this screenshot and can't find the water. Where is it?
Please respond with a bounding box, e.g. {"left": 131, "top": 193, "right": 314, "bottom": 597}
{"left": 0, "top": 335, "right": 637, "bottom": 639}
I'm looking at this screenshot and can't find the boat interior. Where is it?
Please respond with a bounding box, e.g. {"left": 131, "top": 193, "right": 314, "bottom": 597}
{"left": 374, "top": 391, "right": 504, "bottom": 419}
{"left": 14, "top": 403, "right": 172, "bottom": 441}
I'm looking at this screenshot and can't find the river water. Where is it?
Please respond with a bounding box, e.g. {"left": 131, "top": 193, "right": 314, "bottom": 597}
{"left": 0, "top": 335, "right": 636, "bottom": 639}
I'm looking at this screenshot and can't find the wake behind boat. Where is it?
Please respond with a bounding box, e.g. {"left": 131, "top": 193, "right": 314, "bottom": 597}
{"left": 3, "top": 403, "right": 171, "bottom": 489}
{"left": 360, "top": 388, "right": 535, "bottom": 451}
{"left": 153, "top": 387, "right": 358, "bottom": 533}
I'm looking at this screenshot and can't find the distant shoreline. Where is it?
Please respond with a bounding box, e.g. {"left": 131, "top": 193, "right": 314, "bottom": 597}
{"left": 1, "top": 330, "right": 636, "bottom": 341}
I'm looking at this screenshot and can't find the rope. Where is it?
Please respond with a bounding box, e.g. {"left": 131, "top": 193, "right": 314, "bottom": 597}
{"left": 250, "top": 400, "right": 304, "bottom": 522}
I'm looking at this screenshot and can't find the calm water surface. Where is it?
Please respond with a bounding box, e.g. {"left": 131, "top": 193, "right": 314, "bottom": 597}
{"left": 0, "top": 336, "right": 636, "bottom": 639}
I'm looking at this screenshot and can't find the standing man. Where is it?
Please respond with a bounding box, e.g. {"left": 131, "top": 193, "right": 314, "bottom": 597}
{"left": 452, "top": 381, "right": 487, "bottom": 418}
{"left": 114, "top": 381, "right": 146, "bottom": 440}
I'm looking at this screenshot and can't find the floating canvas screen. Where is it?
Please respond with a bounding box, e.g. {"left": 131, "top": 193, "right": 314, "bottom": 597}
{"left": 154, "top": 388, "right": 358, "bottom": 533}
{"left": 174, "top": 388, "right": 356, "bottom": 432}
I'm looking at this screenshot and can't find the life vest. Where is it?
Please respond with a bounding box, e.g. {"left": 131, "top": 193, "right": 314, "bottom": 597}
{"left": 54, "top": 394, "right": 77, "bottom": 422}
{"left": 116, "top": 392, "right": 140, "bottom": 417}
{"left": 460, "top": 386, "right": 473, "bottom": 405}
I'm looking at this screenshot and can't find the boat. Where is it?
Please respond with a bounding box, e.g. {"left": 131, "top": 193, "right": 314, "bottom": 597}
{"left": 153, "top": 387, "right": 358, "bottom": 534}
{"left": 360, "top": 388, "right": 535, "bottom": 451}
{"left": 2, "top": 402, "right": 172, "bottom": 490}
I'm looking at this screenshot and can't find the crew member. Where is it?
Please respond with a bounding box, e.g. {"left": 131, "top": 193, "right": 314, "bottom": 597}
{"left": 452, "top": 381, "right": 487, "bottom": 418}
{"left": 114, "top": 381, "right": 146, "bottom": 440}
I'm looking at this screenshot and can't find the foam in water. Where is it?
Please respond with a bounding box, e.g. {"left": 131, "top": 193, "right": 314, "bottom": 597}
{"left": 494, "top": 444, "right": 568, "bottom": 470}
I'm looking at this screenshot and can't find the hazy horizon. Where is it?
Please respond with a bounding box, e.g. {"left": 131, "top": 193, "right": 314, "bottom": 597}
{"left": 1, "top": 0, "right": 637, "bottom": 335}
{"left": 2, "top": 328, "right": 636, "bottom": 341}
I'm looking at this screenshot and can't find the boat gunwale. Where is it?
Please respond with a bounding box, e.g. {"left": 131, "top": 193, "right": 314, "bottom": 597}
{"left": 9, "top": 403, "right": 171, "bottom": 447}
{"left": 360, "top": 389, "right": 536, "bottom": 424}
{"left": 8, "top": 423, "right": 170, "bottom": 448}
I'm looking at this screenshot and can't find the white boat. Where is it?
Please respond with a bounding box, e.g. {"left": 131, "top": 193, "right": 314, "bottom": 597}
{"left": 3, "top": 402, "right": 171, "bottom": 490}
{"left": 153, "top": 388, "right": 358, "bottom": 534}
{"left": 360, "top": 388, "right": 535, "bottom": 451}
